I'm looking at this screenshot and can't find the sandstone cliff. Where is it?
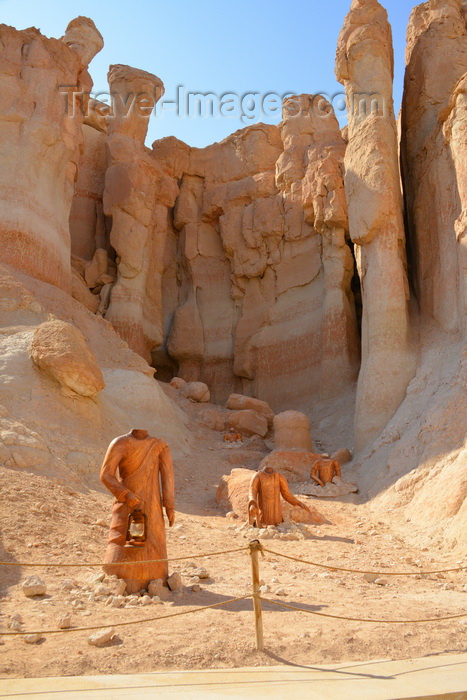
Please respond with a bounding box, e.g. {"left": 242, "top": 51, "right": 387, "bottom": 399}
{"left": 0, "top": 3, "right": 465, "bottom": 550}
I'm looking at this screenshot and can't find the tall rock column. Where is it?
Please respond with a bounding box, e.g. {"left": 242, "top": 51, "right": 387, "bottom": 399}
{"left": 336, "top": 0, "right": 414, "bottom": 451}
{"left": 0, "top": 18, "right": 103, "bottom": 291}
{"left": 401, "top": 0, "right": 467, "bottom": 332}
{"left": 104, "top": 65, "right": 178, "bottom": 362}
{"left": 442, "top": 74, "right": 467, "bottom": 334}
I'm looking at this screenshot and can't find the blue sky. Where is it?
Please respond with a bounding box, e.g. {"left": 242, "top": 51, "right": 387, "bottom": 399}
{"left": 1, "top": 0, "right": 419, "bottom": 148}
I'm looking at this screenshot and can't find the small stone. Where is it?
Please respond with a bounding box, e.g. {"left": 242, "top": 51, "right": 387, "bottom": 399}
{"left": 94, "top": 519, "right": 108, "bottom": 527}
{"left": 151, "top": 596, "right": 162, "bottom": 604}
{"left": 140, "top": 595, "right": 152, "bottom": 605}
{"left": 192, "top": 568, "right": 209, "bottom": 579}
{"left": 191, "top": 584, "right": 201, "bottom": 592}
{"left": 363, "top": 573, "right": 378, "bottom": 583}
{"left": 167, "top": 572, "right": 183, "bottom": 592}
{"left": 275, "top": 588, "right": 287, "bottom": 596}
{"left": 374, "top": 578, "right": 388, "bottom": 586}
{"left": 58, "top": 613, "right": 72, "bottom": 629}
{"left": 8, "top": 620, "right": 22, "bottom": 631}
{"left": 116, "top": 579, "right": 127, "bottom": 596}
{"left": 60, "top": 579, "right": 76, "bottom": 591}
{"left": 94, "top": 585, "right": 110, "bottom": 596}
{"left": 87, "top": 627, "right": 115, "bottom": 647}
{"left": 23, "top": 634, "right": 41, "bottom": 644}
{"left": 148, "top": 579, "right": 166, "bottom": 597}
{"left": 87, "top": 572, "right": 105, "bottom": 586}
{"left": 22, "top": 575, "right": 46, "bottom": 597}
{"left": 9, "top": 613, "right": 23, "bottom": 624}
{"left": 259, "top": 585, "right": 270, "bottom": 594}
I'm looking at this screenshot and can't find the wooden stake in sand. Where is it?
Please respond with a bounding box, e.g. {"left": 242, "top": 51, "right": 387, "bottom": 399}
{"left": 249, "top": 539, "right": 264, "bottom": 651}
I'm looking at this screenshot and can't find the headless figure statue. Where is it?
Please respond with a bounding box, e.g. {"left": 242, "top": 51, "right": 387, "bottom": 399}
{"left": 248, "top": 465, "right": 310, "bottom": 527}
{"left": 310, "top": 456, "right": 341, "bottom": 487}
{"left": 100, "top": 428, "right": 175, "bottom": 593}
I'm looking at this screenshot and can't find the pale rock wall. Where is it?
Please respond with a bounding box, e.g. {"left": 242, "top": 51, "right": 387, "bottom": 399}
{"left": 336, "top": 0, "right": 415, "bottom": 451}
{"left": 0, "top": 18, "right": 103, "bottom": 292}
{"left": 401, "top": 0, "right": 467, "bottom": 333}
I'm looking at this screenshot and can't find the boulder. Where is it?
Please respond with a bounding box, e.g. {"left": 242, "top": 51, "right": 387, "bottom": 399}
{"left": 167, "top": 572, "right": 183, "bottom": 592}
{"left": 170, "top": 377, "right": 187, "bottom": 390}
{"left": 87, "top": 627, "right": 116, "bottom": 647}
{"left": 273, "top": 411, "right": 312, "bottom": 451}
{"left": 226, "top": 394, "right": 274, "bottom": 427}
{"left": 30, "top": 320, "right": 105, "bottom": 399}
{"left": 22, "top": 575, "right": 46, "bottom": 597}
{"left": 184, "top": 381, "right": 210, "bottom": 403}
{"left": 331, "top": 448, "right": 352, "bottom": 466}
{"left": 227, "top": 409, "right": 268, "bottom": 437}
{"left": 198, "top": 408, "right": 226, "bottom": 431}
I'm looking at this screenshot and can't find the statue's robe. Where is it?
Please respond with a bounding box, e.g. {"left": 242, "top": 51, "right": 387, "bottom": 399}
{"left": 100, "top": 430, "right": 175, "bottom": 593}
{"left": 249, "top": 468, "right": 303, "bottom": 527}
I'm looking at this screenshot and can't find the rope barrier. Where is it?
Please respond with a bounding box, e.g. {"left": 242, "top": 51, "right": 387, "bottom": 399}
{"left": 262, "top": 547, "right": 467, "bottom": 576}
{"left": 260, "top": 597, "right": 467, "bottom": 624}
{"left": 0, "top": 547, "right": 247, "bottom": 568}
{"left": 0, "top": 594, "right": 252, "bottom": 636}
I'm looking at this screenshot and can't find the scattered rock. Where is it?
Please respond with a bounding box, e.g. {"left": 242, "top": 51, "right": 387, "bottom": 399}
{"left": 87, "top": 627, "right": 115, "bottom": 647}
{"left": 363, "top": 573, "right": 378, "bottom": 583}
{"left": 192, "top": 568, "right": 209, "bottom": 579}
{"left": 226, "top": 394, "right": 275, "bottom": 428}
{"left": 184, "top": 381, "right": 210, "bottom": 403}
{"left": 170, "top": 377, "right": 187, "bottom": 390}
{"left": 23, "top": 634, "right": 41, "bottom": 644}
{"left": 8, "top": 620, "right": 22, "bottom": 631}
{"left": 167, "top": 572, "right": 183, "bottom": 592}
{"left": 374, "top": 578, "right": 389, "bottom": 586}
{"left": 191, "top": 584, "right": 201, "bottom": 592}
{"left": 58, "top": 613, "right": 72, "bottom": 629}
{"left": 22, "top": 575, "right": 46, "bottom": 597}
{"left": 227, "top": 409, "right": 268, "bottom": 437}
{"left": 148, "top": 579, "right": 168, "bottom": 598}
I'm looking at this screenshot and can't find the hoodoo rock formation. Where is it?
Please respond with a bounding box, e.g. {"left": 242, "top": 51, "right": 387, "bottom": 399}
{"left": 0, "top": 17, "right": 103, "bottom": 292}
{"left": 401, "top": 0, "right": 467, "bottom": 334}
{"left": 336, "top": 0, "right": 415, "bottom": 451}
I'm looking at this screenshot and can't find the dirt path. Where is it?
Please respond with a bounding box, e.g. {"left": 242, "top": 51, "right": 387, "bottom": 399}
{"left": 1, "top": 391, "right": 466, "bottom": 679}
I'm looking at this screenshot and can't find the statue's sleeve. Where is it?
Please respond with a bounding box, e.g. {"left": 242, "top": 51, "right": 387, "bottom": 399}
{"left": 159, "top": 445, "right": 175, "bottom": 510}
{"left": 278, "top": 473, "right": 303, "bottom": 508}
{"left": 100, "top": 439, "right": 131, "bottom": 503}
{"left": 249, "top": 473, "right": 260, "bottom": 505}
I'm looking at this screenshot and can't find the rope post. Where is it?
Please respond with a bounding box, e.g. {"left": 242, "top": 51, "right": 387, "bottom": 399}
{"left": 248, "top": 539, "right": 264, "bottom": 651}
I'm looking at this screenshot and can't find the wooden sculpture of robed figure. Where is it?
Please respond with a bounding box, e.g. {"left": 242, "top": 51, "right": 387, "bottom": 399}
{"left": 248, "top": 464, "right": 310, "bottom": 527}
{"left": 100, "top": 428, "right": 175, "bottom": 593}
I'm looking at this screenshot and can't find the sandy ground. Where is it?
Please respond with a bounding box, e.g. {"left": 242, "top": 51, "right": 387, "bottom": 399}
{"left": 0, "top": 387, "right": 466, "bottom": 679}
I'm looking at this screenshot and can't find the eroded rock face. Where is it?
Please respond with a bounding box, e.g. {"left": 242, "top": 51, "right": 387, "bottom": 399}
{"left": 401, "top": 0, "right": 467, "bottom": 334}
{"left": 103, "top": 64, "right": 177, "bottom": 362}
{"left": 157, "top": 104, "right": 360, "bottom": 408}
{"left": 336, "top": 0, "right": 415, "bottom": 451}
{"left": 30, "top": 319, "right": 105, "bottom": 398}
{"left": 0, "top": 18, "right": 103, "bottom": 292}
